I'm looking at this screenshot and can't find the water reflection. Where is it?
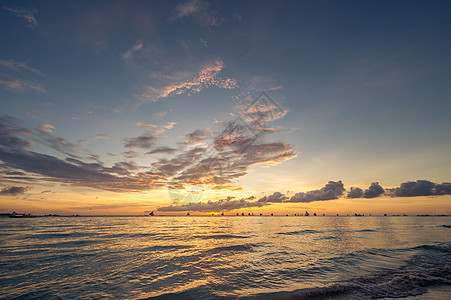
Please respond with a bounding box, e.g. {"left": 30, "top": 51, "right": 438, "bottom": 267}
{"left": 0, "top": 216, "right": 450, "bottom": 298}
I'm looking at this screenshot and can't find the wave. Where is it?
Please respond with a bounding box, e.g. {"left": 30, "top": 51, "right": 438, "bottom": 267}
{"left": 276, "top": 229, "right": 319, "bottom": 235}
{"left": 194, "top": 234, "right": 248, "bottom": 239}
{"left": 154, "top": 243, "right": 450, "bottom": 299}
{"left": 141, "top": 245, "right": 191, "bottom": 251}
{"left": 249, "top": 243, "right": 451, "bottom": 299}
{"left": 206, "top": 243, "right": 260, "bottom": 254}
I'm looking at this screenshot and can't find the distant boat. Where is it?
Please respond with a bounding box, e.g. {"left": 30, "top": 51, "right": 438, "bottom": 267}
{"left": 313, "top": 213, "right": 317, "bottom": 216}
{"left": 187, "top": 212, "right": 190, "bottom": 216}
{"left": 305, "top": 211, "right": 309, "bottom": 216}
{"left": 148, "top": 211, "right": 154, "bottom": 216}
{"left": 221, "top": 212, "right": 224, "bottom": 216}
{"left": 9, "top": 212, "right": 36, "bottom": 218}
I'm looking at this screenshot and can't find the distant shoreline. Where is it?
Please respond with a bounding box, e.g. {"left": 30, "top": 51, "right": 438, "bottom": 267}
{"left": 1, "top": 214, "right": 449, "bottom": 218}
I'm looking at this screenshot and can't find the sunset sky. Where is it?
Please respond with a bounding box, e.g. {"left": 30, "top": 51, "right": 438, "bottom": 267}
{"left": 1, "top": 0, "right": 450, "bottom": 215}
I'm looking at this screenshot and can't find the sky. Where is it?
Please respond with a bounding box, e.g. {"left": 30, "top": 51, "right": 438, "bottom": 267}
{"left": 1, "top": 0, "right": 451, "bottom": 215}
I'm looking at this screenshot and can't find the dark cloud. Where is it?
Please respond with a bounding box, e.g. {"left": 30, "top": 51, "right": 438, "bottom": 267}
{"left": 387, "top": 180, "right": 451, "bottom": 197}
{"left": 436, "top": 182, "right": 451, "bottom": 195}
{"left": 258, "top": 191, "right": 288, "bottom": 203}
{"left": 153, "top": 147, "right": 207, "bottom": 178}
{"left": 289, "top": 181, "right": 345, "bottom": 203}
{"left": 146, "top": 146, "right": 178, "bottom": 155}
{"left": 123, "top": 150, "right": 140, "bottom": 158}
{"left": 363, "top": 182, "right": 385, "bottom": 198}
{"left": 0, "top": 116, "right": 34, "bottom": 150}
{"left": 0, "top": 186, "right": 28, "bottom": 196}
{"left": 0, "top": 147, "right": 163, "bottom": 192}
{"left": 184, "top": 129, "right": 210, "bottom": 146}
{"left": 347, "top": 187, "right": 364, "bottom": 198}
{"left": 109, "top": 161, "right": 140, "bottom": 176}
{"left": 390, "top": 180, "right": 434, "bottom": 197}
{"left": 124, "top": 135, "right": 157, "bottom": 149}
{"left": 213, "top": 118, "right": 259, "bottom": 154}
{"left": 158, "top": 196, "right": 264, "bottom": 212}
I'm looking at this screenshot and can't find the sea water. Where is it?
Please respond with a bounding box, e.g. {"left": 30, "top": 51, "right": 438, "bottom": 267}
{"left": 0, "top": 216, "right": 450, "bottom": 299}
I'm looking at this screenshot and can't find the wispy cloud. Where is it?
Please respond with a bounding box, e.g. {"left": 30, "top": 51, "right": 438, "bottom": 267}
{"left": 94, "top": 134, "right": 108, "bottom": 140}
{"left": 0, "top": 186, "right": 28, "bottom": 196}
{"left": 0, "top": 116, "right": 164, "bottom": 192}
{"left": 146, "top": 147, "right": 178, "bottom": 155}
{"left": 4, "top": 115, "right": 447, "bottom": 202}
{"left": 0, "top": 59, "right": 44, "bottom": 76}
{"left": 0, "top": 59, "right": 45, "bottom": 94}
{"left": 0, "top": 74, "right": 46, "bottom": 94}
{"left": 124, "top": 135, "right": 157, "bottom": 149}
{"left": 3, "top": 6, "right": 38, "bottom": 28}
{"left": 138, "top": 59, "right": 237, "bottom": 102}
{"left": 39, "top": 124, "right": 55, "bottom": 133}
{"left": 136, "top": 121, "right": 177, "bottom": 135}
{"left": 122, "top": 40, "right": 143, "bottom": 60}
{"left": 172, "top": 0, "right": 222, "bottom": 27}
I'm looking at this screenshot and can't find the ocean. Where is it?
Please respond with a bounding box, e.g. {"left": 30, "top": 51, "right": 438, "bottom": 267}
{"left": 0, "top": 216, "right": 450, "bottom": 299}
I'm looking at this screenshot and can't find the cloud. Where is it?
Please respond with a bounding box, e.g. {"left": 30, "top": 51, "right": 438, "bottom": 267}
{"left": 3, "top": 6, "right": 38, "bottom": 28}
{"left": 0, "top": 186, "right": 28, "bottom": 196}
{"left": 157, "top": 117, "right": 296, "bottom": 191}
{"left": 162, "top": 122, "right": 177, "bottom": 130}
{"left": 257, "top": 192, "right": 288, "bottom": 203}
{"left": 436, "top": 182, "right": 451, "bottom": 195}
{"left": 136, "top": 121, "right": 177, "bottom": 135}
{"left": 123, "top": 150, "right": 140, "bottom": 158}
{"left": 347, "top": 187, "right": 364, "bottom": 198}
{"left": 184, "top": 129, "right": 211, "bottom": 146}
{"left": 0, "top": 116, "right": 164, "bottom": 192}
{"left": 0, "top": 116, "right": 35, "bottom": 149}
{"left": 0, "top": 74, "right": 46, "bottom": 94}
{"left": 390, "top": 180, "right": 435, "bottom": 197}
{"left": 122, "top": 40, "right": 144, "bottom": 60}
{"left": 363, "top": 182, "right": 385, "bottom": 198}
{"left": 39, "top": 124, "right": 55, "bottom": 133}
{"left": 124, "top": 135, "right": 157, "bottom": 149}
{"left": 146, "top": 147, "right": 178, "bottom": 155}
{"left": 157, "top": 111, "right": 169, "bottom": 118}
{"left": 94, "top": 134, "right": 108, "bottom": 140}
{"left": 0, "top": 59, "right": 45, "bottom": 94}
{"left": 387, "top": 180, "right": 451, "bottom": 197}
{"left": 0, "top": 59, "right": 44, "bottom": 76}
{"left": 0, "top": 115, "right": 294, "bottom": 195}
{"left": 289, "top": 181, "right": 345, "bottom": 203}
{"left": 34, "top": 125, "right": 85, "bottom": 158}
{"left": 0, "top": 147, "right": 163, "bottom": 192}
{"left": 172, "top": 0, "right": 222, "bottom": 27}
{"left": 158, "top": 196, "right": 265, "bottom": 212}
{"left": 138, "top": 59, "right": 237, "bottom": 102}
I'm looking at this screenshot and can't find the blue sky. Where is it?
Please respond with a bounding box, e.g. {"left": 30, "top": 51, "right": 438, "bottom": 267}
{"left": 1, "top": 0, "right": 451, "bottom": 214}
